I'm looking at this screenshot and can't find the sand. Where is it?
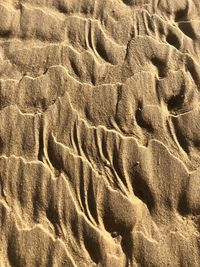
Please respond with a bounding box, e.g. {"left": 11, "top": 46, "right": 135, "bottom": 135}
{"left": 0, "top": 0, "right": 199, "bottom": 266}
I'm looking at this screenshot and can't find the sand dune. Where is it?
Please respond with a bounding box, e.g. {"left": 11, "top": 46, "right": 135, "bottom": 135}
{"left": 0, "top": 0, "right": 199, "bottom": 266}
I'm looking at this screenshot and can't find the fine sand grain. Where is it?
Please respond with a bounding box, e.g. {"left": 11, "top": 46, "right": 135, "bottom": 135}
{"left": 0, "top": 0, "right": 199, "bottom": 266}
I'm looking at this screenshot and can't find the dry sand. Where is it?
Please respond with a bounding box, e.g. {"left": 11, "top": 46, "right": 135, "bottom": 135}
{"left": 0, "top": 0, "right": 199, "bottom": 266}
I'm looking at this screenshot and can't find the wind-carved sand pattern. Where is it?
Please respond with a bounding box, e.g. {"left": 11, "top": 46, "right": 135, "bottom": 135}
{"left": 0, "top": 0, "right": 199, "bottom": 266}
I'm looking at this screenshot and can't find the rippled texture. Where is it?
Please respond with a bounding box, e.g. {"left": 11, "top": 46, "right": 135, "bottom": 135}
{"left": 0, "top": 0, "right": 200, "bottom": 266}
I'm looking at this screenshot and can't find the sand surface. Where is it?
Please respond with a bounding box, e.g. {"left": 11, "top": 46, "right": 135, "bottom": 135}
{"left": 0, "top": 0, "right": 200, "bottom": 266}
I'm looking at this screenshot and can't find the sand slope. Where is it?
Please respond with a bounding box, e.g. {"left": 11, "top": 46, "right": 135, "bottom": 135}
{"left": 0, "top": 0, "right": 199, "bottom": 266}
